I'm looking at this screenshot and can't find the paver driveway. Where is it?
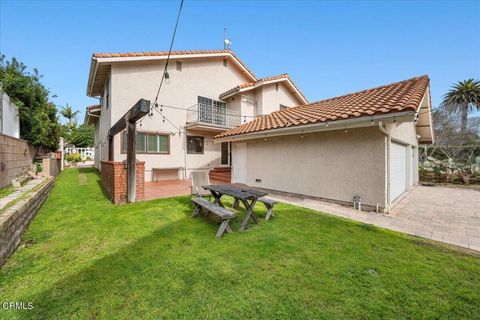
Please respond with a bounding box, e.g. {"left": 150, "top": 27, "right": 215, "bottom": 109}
{"left": 390, "top": 186, "right": 480, "bottom": 251}
{"left": 267, "top": 186, "right": 480, "bottom": 252}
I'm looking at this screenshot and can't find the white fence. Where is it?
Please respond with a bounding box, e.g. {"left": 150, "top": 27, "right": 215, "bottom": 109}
{"left": 64, "top": 147, "right": 95, "bottom": 160}
{"left": 0, "top": 85, "right": 20, "bottom": 138}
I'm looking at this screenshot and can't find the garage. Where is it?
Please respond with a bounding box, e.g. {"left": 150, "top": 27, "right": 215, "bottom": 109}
{"left": 214, "top": 75, "right": 434, "bottom": 212}
{"left": 390, "top": 142, "right": 408, "bottom": 202}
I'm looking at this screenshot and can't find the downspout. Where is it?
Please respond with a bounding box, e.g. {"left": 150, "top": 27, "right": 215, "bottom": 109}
{"left": 378, "top": 121, "right": 391, "bottom": 213}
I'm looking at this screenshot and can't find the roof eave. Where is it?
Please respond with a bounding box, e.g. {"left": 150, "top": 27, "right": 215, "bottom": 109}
{"left": 213, "top": 111, "right": 416, "bottom": 143}
{"left": 219, "top": 77, "right": 308, "bottom": 104}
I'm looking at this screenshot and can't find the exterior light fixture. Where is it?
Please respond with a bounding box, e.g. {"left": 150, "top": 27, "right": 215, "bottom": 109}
{"left": 393, "top": 116, "right": 397, "bottom": 123}
{"left": 344, "top": 127, "right": 348, "bottom": 134}
{"left": 325, "top": 122, "right": 329, "bottom": 127}
{"left": 301, "top": 131, "right": 304, "bottom": 139}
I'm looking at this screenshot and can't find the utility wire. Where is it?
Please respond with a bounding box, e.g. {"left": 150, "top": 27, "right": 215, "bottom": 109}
{"left": 152, "top": 0, "right": 184, "bottom": 107}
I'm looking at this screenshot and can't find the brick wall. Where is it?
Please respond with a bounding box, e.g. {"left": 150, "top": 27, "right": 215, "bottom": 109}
{"left": 100, "top": 161, "right": 145, "bottom": 204}
{"left": 0, "top": 134, "right": 36, "bottom": 189}
{"left": 0, "top": 177, "right": 54, "bottom": 267}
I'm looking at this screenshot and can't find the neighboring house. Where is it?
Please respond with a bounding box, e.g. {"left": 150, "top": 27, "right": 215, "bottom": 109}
{"left": 84, "top": 50, "right": 307, "bottom": 180}
{"left": 214, "top": 75, "right": 434, "bottom": 212}
{"left": 0, "top": 84, "right": 20, "bottom": 139}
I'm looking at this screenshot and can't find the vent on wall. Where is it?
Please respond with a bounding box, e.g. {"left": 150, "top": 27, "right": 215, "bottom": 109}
{"left": 255, "top": 178, "right": 262, "bottom": 183}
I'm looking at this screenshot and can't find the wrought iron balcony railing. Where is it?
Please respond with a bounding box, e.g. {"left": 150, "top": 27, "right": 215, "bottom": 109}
{"left": 186, "top": 103, "right": 241, "bottom": 127}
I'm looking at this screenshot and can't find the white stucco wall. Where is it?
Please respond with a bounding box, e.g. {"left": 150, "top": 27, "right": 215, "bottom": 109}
{"left": 0, "top": 90, "right": 20, "bottom": 139}
{"left": 257, "top": 82, "right": 301, "bottom": 115}
{"left": 237, "top": 127, "right": 387, "bottom": 209}
{"left": 95, "top": 57, "right": 252, "bottom": 181}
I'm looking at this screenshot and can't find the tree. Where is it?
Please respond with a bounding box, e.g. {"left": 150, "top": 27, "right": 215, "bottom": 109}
{"left": 69, "top": 125, "right": 94, "bottom": 148}
{"left": 0, "top": 55, "right": 60, "bottom": 150}
{"left": 441, "top": 79, "right": 480, "bottom": 133}
{"left": 60, "top": 103, "right": 80, "bottom": 127}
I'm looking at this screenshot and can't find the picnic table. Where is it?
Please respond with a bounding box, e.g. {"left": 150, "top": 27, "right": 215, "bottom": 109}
{"left": 203, "top": 184, "right": 267, "bottom": 231}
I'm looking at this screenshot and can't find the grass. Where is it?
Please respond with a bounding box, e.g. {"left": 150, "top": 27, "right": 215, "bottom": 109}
{"left": 0, "top": 168, "right": 479, "bottom": 319}
{"left": 0, "top": 186, "right": 15, "bottom": 199}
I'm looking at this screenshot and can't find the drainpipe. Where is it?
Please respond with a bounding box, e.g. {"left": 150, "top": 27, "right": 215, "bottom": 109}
{"left": 378, "top": 121, "right": 391, "bottom": 213}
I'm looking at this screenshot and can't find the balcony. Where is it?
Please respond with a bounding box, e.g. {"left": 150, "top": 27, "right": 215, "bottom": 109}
{"left": 186, "top": 103, "right": 241, "bottom": 132}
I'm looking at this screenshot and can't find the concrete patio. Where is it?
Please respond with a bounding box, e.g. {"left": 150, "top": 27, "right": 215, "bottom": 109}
{"left": 266, "top": 186, "right": 480, "bottom": 252}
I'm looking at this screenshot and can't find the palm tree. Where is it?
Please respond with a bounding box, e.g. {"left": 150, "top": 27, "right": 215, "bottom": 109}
{"left": 441, "top": 79, "right": 480, "bottom": 133}
{"left": 60, "top": 103, "right": 80, "bottom": 127}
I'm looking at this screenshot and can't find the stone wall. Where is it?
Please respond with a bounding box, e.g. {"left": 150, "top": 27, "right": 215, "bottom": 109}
{"left": 0, "top": 177, "right": 54, "bottom": 267}
{"left": 0, "top": 134, "right": 36, "bottom": 189}
{"left": 100, "top": 161, "right": 145, "bottom": 204}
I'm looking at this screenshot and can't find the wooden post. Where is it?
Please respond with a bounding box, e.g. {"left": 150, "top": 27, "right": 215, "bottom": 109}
{"left": 126, "top": 119, "right": 136, "bottom": 203}
{"left": 108, "top": 99, "right": 150, "bottom": 203}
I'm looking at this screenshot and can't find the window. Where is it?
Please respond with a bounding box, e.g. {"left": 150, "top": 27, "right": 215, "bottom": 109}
{"left": 122, "top": 131, "right": 169, "bottom": 154}
{"left": 280, "top": 104, "right": 288, "bottom": 110}
{"left": 223, "top": 59, "right": 228, "bottom": 67}
{"left": 104, "top": 78, "right": 110, "bottom": 109}
{"left": 176, "top": 61, "right": 182, "bottom": 71}
{"left": 187, "top": 136, "right": 204, "bottom": 154}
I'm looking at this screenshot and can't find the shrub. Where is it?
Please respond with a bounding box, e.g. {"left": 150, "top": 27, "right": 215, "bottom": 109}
{"left": 35, "top": 163, "right": 43, "bottom": 174}
{"left": 65, "top": 153, "right": 82, "bottom": 163}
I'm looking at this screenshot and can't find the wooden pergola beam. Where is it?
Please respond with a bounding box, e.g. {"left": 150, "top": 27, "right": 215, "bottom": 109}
{"left": 108, "top": 99, "right": 150, "bottom": 137}
{"left": 108, "top": 98, "right": 150, "bottom": 203}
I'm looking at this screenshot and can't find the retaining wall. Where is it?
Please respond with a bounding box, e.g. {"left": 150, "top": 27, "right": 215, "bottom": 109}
{"left": 0, "top": 177, "right": 55, "bottom": 267}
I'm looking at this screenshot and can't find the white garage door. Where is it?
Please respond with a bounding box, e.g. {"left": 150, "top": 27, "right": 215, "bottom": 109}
{"left": 390, "top": 142, "right": 407, "bottom": 202}
{"left": 232, "top": 142, "right": 247, "bottom": 183}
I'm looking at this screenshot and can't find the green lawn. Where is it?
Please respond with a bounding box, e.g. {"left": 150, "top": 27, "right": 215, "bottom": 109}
{"left": 1, "top": 168, "right": 479, "bottom": 319}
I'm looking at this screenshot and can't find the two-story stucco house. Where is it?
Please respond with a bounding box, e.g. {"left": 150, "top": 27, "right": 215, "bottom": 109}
{"left": 84, "top": 50, "right": 307, "bottom": 182}
{"left": 85, "top": 49, "right": 434, "bottom": 213}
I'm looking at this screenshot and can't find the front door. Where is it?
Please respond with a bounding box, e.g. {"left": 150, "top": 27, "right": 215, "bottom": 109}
{"left": 221, "top": 142, "right": 229, "bottom": 165}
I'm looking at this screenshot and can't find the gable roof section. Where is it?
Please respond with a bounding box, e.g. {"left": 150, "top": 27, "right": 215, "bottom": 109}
{"left": 214, "top": 75, "right": 430, "bottom": 139}
{"left": 87, "top": 49, "right": 256, "bottom": 96}
{"left": 219, "top": 73, "right": 308, "bottom": 104}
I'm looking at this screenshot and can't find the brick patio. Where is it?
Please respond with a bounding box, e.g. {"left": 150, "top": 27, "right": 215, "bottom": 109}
{"left": 266, "top": 186, "right": 480, "bottom": 252}
{"left": 144, "top": 179, "right": 227, "bottom": 201}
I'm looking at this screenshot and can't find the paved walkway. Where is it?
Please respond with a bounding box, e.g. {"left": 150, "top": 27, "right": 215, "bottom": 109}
{"left": 267, "top": 186, "right": 480, "bottom": 252}
{"left": 0, "top": 177, "right": 47, "bottom": 210}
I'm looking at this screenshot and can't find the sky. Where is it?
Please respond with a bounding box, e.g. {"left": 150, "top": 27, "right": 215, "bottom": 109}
{"left": 1, "top": 0, "right": 479, "bottom": 124}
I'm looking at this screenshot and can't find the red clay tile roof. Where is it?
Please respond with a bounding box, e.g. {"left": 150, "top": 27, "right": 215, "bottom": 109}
{"left": 92, "top": 49, "right": 256, "bottom": 80}
{"left": 219, "top": 73, "right": 308, "bottom": 103}
{"left": 215, "top": 75, "right": 429, "bottom": 139}
{"left": 87, "top": 104, "right": 101, "bottom": 111}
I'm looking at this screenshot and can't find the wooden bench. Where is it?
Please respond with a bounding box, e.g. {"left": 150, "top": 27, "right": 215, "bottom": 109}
{"left": 191, "top": 197, "right": 236, "bottom": 238}
{"left": 258, "top": 197, "right": 279, "bottom": 221}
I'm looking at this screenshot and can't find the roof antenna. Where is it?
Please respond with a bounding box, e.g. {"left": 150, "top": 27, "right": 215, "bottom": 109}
{"left": 224, "top": 27, "right": 232, "bottom": 49}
